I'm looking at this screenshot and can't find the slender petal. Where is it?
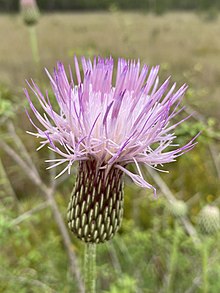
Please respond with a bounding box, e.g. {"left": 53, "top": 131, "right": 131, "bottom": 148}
{"left": 25, "top": 57, "right": 198, "bottom": 194}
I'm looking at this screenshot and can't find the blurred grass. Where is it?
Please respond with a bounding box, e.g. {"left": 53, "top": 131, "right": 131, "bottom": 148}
{"left": 0, "top": 12, "right": 220, "bottom": 118}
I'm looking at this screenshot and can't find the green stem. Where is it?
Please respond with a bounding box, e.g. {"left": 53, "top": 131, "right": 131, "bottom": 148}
{"left": 28, "top": 25, "right": 40, "bottom": 66}
{"left": 166, "top": 223, "right": 180, "bottom": 293}
{"left": 202, "top": 240, "right": 209, "bottom": 293}
{"left": 84, "top": 243, "right": 96, "bottom": 293}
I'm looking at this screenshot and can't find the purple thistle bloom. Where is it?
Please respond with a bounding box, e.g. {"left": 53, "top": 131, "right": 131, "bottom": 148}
{"left": 25, "top": 57, "right": 198, "bottom": 243}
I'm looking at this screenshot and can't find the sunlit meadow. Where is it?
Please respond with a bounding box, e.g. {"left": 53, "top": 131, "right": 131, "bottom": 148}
{"left": 0, "top": 8, "right": 220, "bottom": 293}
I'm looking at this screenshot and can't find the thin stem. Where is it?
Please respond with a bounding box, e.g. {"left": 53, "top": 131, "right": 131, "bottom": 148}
{"left": 147, "top": 166, "right": 200, "bottom": 245}
{"left": 84, "top": 243, "right": 96, "bottom": 293}
{"left": 202, "top": 240, "right": 209, "bottom": 293}
{"left": 0, "top": 157, "right": 19, "bottom": 205}
{"left": 166, "top": 223, "right": 180, "bottom": 293}
{"left": 28, "top": 25, "right": 40, "bottom": 66}
{"left": 10, "top": 202, "right": 49, "bottom": 226}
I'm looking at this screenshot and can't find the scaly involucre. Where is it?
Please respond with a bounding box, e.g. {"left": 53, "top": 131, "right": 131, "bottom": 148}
{"left": 25, "top": 56, "right": 197, "bottom": 195}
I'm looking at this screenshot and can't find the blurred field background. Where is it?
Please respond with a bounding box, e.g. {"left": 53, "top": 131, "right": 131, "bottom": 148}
{"left": 0, "top": 1, "right": 220, "bottom": 292}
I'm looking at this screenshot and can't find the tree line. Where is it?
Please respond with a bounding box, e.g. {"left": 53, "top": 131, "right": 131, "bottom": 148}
{"left": 0, "top": 0, "right": 220, "bottom": 12}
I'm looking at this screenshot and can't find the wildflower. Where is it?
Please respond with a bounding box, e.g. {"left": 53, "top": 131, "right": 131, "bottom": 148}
{"left": 20, "top": 0, "right": 40, "bottom": 26}
{"left": 25, "top": 57, "right": 197, "bottom": 243}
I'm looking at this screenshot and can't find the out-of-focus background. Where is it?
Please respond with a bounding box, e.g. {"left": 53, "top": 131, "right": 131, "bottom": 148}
{"left": 0, "top": 1, "right": 220, "bottom": 292}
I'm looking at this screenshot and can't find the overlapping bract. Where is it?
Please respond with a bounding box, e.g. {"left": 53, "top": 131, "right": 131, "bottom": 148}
{"left": 25, "top": 57, "right": 197, "bottom": 194}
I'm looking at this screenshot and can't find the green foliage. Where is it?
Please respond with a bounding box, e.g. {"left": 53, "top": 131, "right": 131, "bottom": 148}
{"left": 105, "top": 274, "right": 136, "bottom": 293}
{"left": 0, "top": 204, "right": 79, "bottom": 293}
{"left": 2, "top": 193, "right": 219, "bottom": 293}
{"left": 96, "top": 219, "right": 220, "bottom": 292}
{"left": 0, "top": 84, "right": 15, "bottom": 120}
{"left": 175, "top": 118, "right": 220, "bottom": 145}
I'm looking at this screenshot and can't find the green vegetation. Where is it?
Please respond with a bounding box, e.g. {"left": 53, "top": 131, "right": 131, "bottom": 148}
{"left": 0, "top": 11, "right": 220, "bottom": 293}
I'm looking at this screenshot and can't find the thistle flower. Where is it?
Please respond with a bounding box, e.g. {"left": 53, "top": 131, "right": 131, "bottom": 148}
{"left": 25, "top": 57, "right": 197, "bottom": 243}
{"left": 20, "top": 0, "right": 40, "bottom": 26}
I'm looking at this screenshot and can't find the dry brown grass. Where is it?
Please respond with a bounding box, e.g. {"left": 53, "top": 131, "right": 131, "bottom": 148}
{"left": 0, "top": 11, "right": 220, "bottom": 117}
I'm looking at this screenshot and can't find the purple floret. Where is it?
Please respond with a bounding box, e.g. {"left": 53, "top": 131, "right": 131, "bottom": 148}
{"left": 25, "top": 56, "right": 198, "bottom": 195}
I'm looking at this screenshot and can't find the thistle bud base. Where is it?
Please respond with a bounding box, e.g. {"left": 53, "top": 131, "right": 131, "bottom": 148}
{"left": 67, "top": 161, "right": 124, "bottom": 243}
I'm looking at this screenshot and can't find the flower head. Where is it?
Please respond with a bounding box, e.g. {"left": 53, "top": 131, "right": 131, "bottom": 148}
{"left": 26, "top": 57, "right": 196, "bottom": 192}
{"left": 25, "top": 57, "right": 198, "bottom": 242}
{"left": 20, "top": 0, "right": 40, "bottom": 26}
{"left": 198, "top": 205, "right": 220, "bottom": 235}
